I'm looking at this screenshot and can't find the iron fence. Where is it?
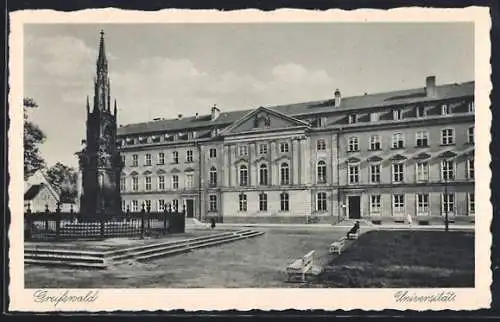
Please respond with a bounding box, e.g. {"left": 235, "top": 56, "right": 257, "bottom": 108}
{"left": 24, "top": 203, "right": 186, "bottom": 241}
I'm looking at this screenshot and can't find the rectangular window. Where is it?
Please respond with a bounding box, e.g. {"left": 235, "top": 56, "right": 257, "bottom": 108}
{"left": 468, "top": 127, "right": 474, "bottom": 144}
{"left": 145, "top": 153, "right": 152, "bottom": 166}
{"left": 467, "top": 159, "right": 475, "bottom": 179}
{"left": 209, "top": 195, "right": 217, "bottom": 212}
{"left": 186, "top": 174, "right": 194, "bottom": 188}
{"left": 393, "top": 194, "right": 405, "bottom": 214}
{"left": 145, "top": 176, "right": 151, "bottom": 191}
{"left": 369, "top": 135, "right": 381, "bottom": 150}
{"left": 468, "top": 193, "right": 475, "bottom": 215}
{"left": 370, "top": 112, "right": 379, "bottom": 122}
{"left": 348, "top": 165, "right": 359, "bottom": 184}
{"left": 259, "top": 193, "right": 268, "bottom": 211}
{"left": 442, "top": 193, "right": 455, "bottom": 214}
{"left": 370, "top": 164, "right": 380, "bottom": 183}
{"left": 348, "top": 137, "right": 359, "bottom": 152}
{"left": 120, "top": 177, "right": 126, "bottom": 191}
{"left": 121, "top": 200, "right": 126, "bottom": 212}
{"left": 280, "top": 193, "right": 290, "bottom": 211}
{"left": 172, "top": 199, "right": 179, "bottom": 212}
{"left": 145, "top": 200, "right": 151, "bottom": 211}
{"left": 186, "top": 150, "right": 193, "bottom": 163}
{"left": 416, "top": 106, "right": 426, "bottom": 118}
{"left": 392, "top": 133, "right": 405, "bottom": 149}
{"left": 416, "top": 131, "right": 429, "bottom": 147}
{"left": 393, "top": 109, "right": 403, "bottom": 121}
{"left": 441, "top": 104, "right": 451, "bottom": 115}
{"left": 392, "top": 163, "right": 404, "bottom": 183}
{"left": 132, "top": 154, "right": 138, "bottom": 167}
{"left": 173, "top": 151, "right": 179, "bottom": 164}
{"left": 280, "top": 142, "right": 289, "bottom": 153}
{"left": 239, "top": 194, "right": 247, "bottom": 212}
{"left": 158, "top": 176, "right": 165, "bottom": 190}
{"left": 158, "top": 152, "right": 165, "bottom": 165}
{"left": 348, "top": 113, "right": 357, "bottom": 124}
{"left": 317, "top": 192, "right": 327, "bottom": 211}
{"left": 132, "top": 177, "right": 139, "bottom": 192}
{"left": 209, "top": 148, "right": 217, "bottom": 158}
{"left": 441, "top": 128, "right": 455, "bottom": 145}
{"left": 259, "top": 144, "right": 268, "bottom": 155}
{"left": 239, "top": 145, "right": 248, "bottom": 156}
{"left": 158, "top": 199, "right": 165, "bottom": 211}
{"left": 172, "top": 175, "right": 179, "bottom": 189}
{"left": 468, "top": 101, "right": 475, "bottom": 113}
{"left": 121, "top": 155, "right": 126, "bottom": 166}
{"left": 441, "top": 160, "right": 455, "bottom": 181}
{"left": 132, "top": 200, "right": 138, "bottom": 212}
{"left": 416, "top": 162, "right": 429, "bottom": 182}
{"left": 416, "top": 194, "right": 429, "bottom": 215}
{"left": 317, "top": 139, "right": 326, "bottom": 151}
{"left": 370, "top": 195, "right": 381, "bottom": 214}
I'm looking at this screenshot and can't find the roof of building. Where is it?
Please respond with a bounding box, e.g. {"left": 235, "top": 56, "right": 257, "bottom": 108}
{"left": 117, "top": 80, "right": 474, "bottom": 136}
{"left": 24, "top": 170, "right": 61, "bottom": 202}
{"left": 24, "top": 184, "right": 50, "bottom": 201}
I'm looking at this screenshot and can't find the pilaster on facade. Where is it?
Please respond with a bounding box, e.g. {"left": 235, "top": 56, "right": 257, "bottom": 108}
{"left": 223, "top": 145, "right": 230, "bottom": 187}
{"left": 249, "top": 142, "right": 257, "bottom": 187}
{"left": 292, "top": 139, "right": 299, "bottom": 185}
{"left": 270, "top": 141, "right": 277, "bottom": 185}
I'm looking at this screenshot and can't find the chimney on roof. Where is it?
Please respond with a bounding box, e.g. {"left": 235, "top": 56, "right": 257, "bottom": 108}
{"left": 177, "top": 114, "right": 183, "bottom": 120}
{"left": 195, "top": 112, "right": 199, "bottom": 120}
{"left": 425, "top": 76, "right": 437, "bottom": 98}
{"left": 334, "top": 89, "right": 342, "bottom": 107}
{"left": 211, "top": 104, "right": 220, "bottom": 121}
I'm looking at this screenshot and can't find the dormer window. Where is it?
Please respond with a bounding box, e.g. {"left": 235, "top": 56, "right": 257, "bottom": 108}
{"left": 393, "top": 109, "right": 403, "bottom": 121}
{"left": 441, "top": 104, "right": 451, "bottom": 115}
{"left": 416, "top": 106, "right": 426, "bottom": 118}
{"left": 348, "top": 114, "right": 357, "bottom": 124}
{"left": 468, "top": 101, "right": 475, "bottom": 113}
{"left": 369, "top": 112, "right": 379, "bottom": 122}
{"left": 317, "top": 116, "right": 327, "bottom": 127}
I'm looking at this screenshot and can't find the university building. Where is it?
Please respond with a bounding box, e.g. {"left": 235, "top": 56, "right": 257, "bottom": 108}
{"left": 85, "top": 32, "right": 476, "bottom": 224}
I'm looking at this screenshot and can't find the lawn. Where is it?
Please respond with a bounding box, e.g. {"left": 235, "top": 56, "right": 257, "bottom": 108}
{"left": 25, "top": 227, "right": 344, "bottom": 288}
{"left": 317, "top": 230, "right": 475, "bottom": 288}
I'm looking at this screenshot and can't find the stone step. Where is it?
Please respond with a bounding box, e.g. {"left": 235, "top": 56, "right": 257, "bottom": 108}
{"left": 136, "top": 247, "right": 192, "bottom": 261}
{"left": 25, "top": 258, "right": 107, "bottom": 269}
{"left": 24, "top": 247, "right": 106, "bottom": 257}
{"left": 25, "top": 253, "right": 105, "bottom": 264}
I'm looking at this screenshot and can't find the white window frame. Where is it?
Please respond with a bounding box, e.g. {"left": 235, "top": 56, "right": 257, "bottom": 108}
{"left": 441, "top": 104, "right": 451, "bottom": 115}
{"left": 392, "top": 194, "right": 405, "bottom": 215}
{"left": 209, "top": 195, "right": 217, "bottom": 212}
{"left": 416, "top": 193, "right": 429, "bottom": 216}
{"left": 393, "top": 109, "right": 403, "bottom": 121}
{"left": 280, "top": 142, "right": 289, "bottom": 153}
{"left": 316, "top": 192, "right": 327, "bottom": 212}
{"left": 239, "top": 193, "right": 247, "bottom": 212}
{"left": 259, "top": 193, "right": 268, "bottom": 211}
{"left": 468, "top": 127, "right": 474, "bottom": 144}
{"left": 317, "top": 160, "right": 327, "bottom": 184}
{"left": 392, "top": 163, "right": 404, "bottom": 183}
{"left": 468, "top": 192, "right": 475, "bottom": 215}
{"left": 348, "top": 137, "right": 359, "bottom": 152}
{"left": 239, "top": 165, "right": 248, "bottom": 186}
{"left": 369, "top": 135, "right": 381, "bottom": 151}
{"left": 132, "top": 154, "right": 138, "bottom": 167}
{"left": 441, "top": 159, "right": 455, "bottom": 181}
{"left": 348, "top": 163, "right": 359, "bottom": 185}
{"left": 145, "top": 153, "right": 152, "bottom": 166}
{"left": 415, "top": 131, "right": 429, "bottom": 147}
{"left": 173, "top": 151, "right": 179, "bottom": 164}
{"left": 209, "top": 148, "right": 217, "bottom": 159}
{"left": 468, "top": 101, "right": 475, "bottom": 113}
{"left": 239, "top": 145, "right": 248, "bottom": 156}
{"left": 158, "top": 152, "right": 165, "bottom": 165}
{"left": 172, "top": 175, "right": 179, "bottom": 189}
{"left": 132, "top": 176, "right": 139, "bottom": 192}
{"left": 280, "top": 192, "right": 290, "bottom": 212}
{"left": 317, "top": 139, "right": 326, "bottom": 151}
{"left": 441, "top": 193, "right": 455, "bottom": 215}
{"left": 209, "top": 167, "right": 217, "bottom": 187}
{"left": 416, "top": 162, "right": 429, "bottom": 182}
{"left": 441, "top": 128, "right": 455, "bottom": 145}
{"left": 132, "top": 200, "right": 138, "bottom": 212}
{"left": 158, "top": 175, "right": 165, "bottom": 190}
{"left": 369, "top": 164, "right": 380, "bottom": 184}
{"left": 120, "top": 177, "right": 126, "bottom": 191}
{"left": 280, "top": 162, "right": 290, "bottom": 185}
{"left": 392, "top": 133, "right": 405, "bottom": 149}
{"left": 369, "top": 112, "right": 379, "bottom": 122}
{"left": 186, "top": 150, "right": 193, "bottom": 163}
{"left": 258, "top": 144, "right": 268, "bottom": 155}
{"left": 416, "top": 105, "right": 426, "bottom": 118}
{"left": 348, "top": 113, "right": 357, "bottom": 124}
{"left": 158, "top": 199, "right": 165, "bottom": 211}
{"left": 370, "top": 195, "right": 381, "bottom": 214}
{"left": 186, "top": 173, "right": 194, "bottom": 188}
{"left": 467, "top": 158, "right": 475, "bottom": 180}
{"left": 259, "top": 163, "right": 268, "bottom": 185}
{"left": 145, "top": 176, "right": 152, "bottom": 191}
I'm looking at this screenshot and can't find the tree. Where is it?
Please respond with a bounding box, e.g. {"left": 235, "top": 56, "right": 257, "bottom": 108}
{"left": 24, "top": 98, "right": 46, "bottom": 180}
{"left": 45, "top": 162, "right": 78, "bottom": 203}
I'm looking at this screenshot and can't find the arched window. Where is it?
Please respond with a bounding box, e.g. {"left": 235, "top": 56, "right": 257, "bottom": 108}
{"left": 259, "top": 164, "right": 268, "bottom": 185}
{"left": 239, "top": 165, "right": 248, "bottom": 186}
{"left": 209, "top": 167, "right": 217, "bottom": 187}
{"left": 280, "top": 162, "right": 290, "bottom": 185}
{"left": 317, "top": 160, "right": 327, "bottom": 184}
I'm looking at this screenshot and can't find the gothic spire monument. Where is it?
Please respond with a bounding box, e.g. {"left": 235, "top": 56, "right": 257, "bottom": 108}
{"left": 78, "top": 30, "right": 123, "bottom": 218}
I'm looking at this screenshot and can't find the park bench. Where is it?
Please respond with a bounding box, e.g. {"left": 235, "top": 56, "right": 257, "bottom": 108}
{"left": 329, "top": 237, "right": 346, "bottom": 254}
{"left": 286, "top": 250, "right": 316, "bottom": 283}
{"left": 347, "top": 231, "right": 359, "bottom": 240}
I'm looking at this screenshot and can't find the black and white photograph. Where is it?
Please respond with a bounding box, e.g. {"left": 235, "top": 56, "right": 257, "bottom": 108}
{"left": 9, "top": 8, "right": 491, "bottom": 312}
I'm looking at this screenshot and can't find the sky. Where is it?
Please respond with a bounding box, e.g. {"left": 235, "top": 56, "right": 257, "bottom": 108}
{"left": 23, "top": 22, "right": 474, "bottom": 169}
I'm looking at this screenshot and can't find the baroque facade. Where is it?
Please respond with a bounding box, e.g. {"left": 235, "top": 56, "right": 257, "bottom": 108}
{"left": 80, "top": 34, "right": 475, "bottom": 224}
{"left": 116, "top": 75, "right": 475, "bottom": 224}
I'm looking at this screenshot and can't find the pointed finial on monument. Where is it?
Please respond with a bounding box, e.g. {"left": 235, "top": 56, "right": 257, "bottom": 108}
{"left": 97, "top": 29, "right": 107, "bottom": 68}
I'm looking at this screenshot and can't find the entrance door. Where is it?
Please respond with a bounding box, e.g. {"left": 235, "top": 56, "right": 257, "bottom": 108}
{"left": 185, "top": 199, "right": 194, "bottom": 218}
{"left": 348, "top": 196, "right": 361, "bottom": 219}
